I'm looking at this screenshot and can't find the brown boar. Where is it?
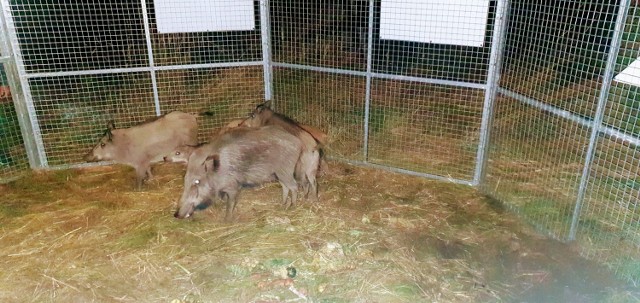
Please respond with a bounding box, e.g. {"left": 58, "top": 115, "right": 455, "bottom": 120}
{"left": 84, "top": 111, "right": 198, "bottom": 189}
{"left": 175, "top": 126, "right": 303, "bottom": 220}
{"left": 240, "top": 101, "right": 324, "bottom": 200}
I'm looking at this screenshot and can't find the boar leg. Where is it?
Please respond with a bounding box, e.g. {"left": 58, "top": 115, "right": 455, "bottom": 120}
{"left": 223, "top": 190, "right": 239, "bottom": 221}
{"left": 277, "top": 173, "right": 298, "bottom": 209}
{"left": 146, "top": 167, "right": 153, "bottom": 180}
{"left": 294, "top": 160, "right": 311, "bottom": 198}
{"left": 134, "top": 165, "right": 150, "bottom": 190}
{"left": 301, "top": 150, "right": 320, "bottom": 201}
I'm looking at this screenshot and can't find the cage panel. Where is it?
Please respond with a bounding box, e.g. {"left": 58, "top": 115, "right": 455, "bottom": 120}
{"left": 156, "top": 66, "right": 264, "bottom": 142}
{"left": 147, "top": 1, "right": 262, "bottom": 66}
{"left": 270, "top": 0, "right": 369, "bottom": 71}
{"left": 272, "top": 67, "right": 365, "bottom": 160}
{"left": 9, "top": 0, "right": 148, "bottom": 73}
{"left": 576, "top": 133, "right": 640, "bottom": 285}
{"left": 484, "top": 94, "right": 591, "bottom": 240}
{"left": 500, "top": 0, "right": 618, "bottom": 119}
{"left": 368, "top": 80, "right": 483, "bottom": 180}
{"left": 29, "top": 72, "right": 156, "bottom": 166}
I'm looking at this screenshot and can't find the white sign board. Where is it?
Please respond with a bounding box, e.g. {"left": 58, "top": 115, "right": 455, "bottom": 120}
{"left": 380, "top": 0, "right": 491, "bottom": 47}
{"left": 614, "top": 57, "right": 640, "bottom": 87}
{"left": 154, "top": 0, "right": 255, "bottom": 33}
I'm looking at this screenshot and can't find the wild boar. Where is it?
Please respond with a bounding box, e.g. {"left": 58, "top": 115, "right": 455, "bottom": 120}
{"left": 175, "top": 126, "right": 303, "bottom": 220}
{"left": 240, "top": 101, "right": 323, "bottom": 200}
{"left": 84, "top": 111, "right": 198, "bottom": 189}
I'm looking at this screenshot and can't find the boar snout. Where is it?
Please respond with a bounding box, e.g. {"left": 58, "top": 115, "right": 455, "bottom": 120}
{"left": 174, "top": 202, "right": 195, "bottom": 219}
{"left": 174, "top": 210, "right": 189, "bottom": 219}
{"left": 83, "top": 151, "right": 98, "bottom": 162}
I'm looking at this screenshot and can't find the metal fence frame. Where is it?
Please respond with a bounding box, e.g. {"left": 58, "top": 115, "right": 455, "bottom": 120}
{"left": 1, "top": 1, "right": 34, "bottom": 169}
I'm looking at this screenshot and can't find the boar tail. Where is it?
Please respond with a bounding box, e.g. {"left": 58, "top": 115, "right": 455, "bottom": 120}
{"left": 198, "top": 111, "right": 216, "bottom": 117}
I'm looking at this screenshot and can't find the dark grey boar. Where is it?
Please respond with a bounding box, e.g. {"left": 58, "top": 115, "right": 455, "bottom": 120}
{"left": 175, "top": 126, "right": 304, "bottom": 220}
{"left": 240, "top": 101, "right": 322, "bottom": 200}
{"left": 84, "top": 111, "right": 198, "bottom": 189}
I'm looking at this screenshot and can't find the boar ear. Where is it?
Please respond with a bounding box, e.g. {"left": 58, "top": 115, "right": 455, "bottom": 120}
{"left": 257, "top": 100, "right": 271, "bottom": 113}
{"left": 105, "top": 121, "right": 116, "bottom": 141}
{"left": 203, "top": 154, "right": 220, "bottom": 172}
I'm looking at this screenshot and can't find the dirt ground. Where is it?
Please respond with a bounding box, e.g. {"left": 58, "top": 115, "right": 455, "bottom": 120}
{"left": 0, "top": 161, "right": 637, "bottom": 303}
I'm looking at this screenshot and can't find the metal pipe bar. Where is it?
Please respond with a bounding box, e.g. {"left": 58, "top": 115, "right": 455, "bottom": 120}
{"left": 140, "top": 0, "right": 161, "bottom": 116}
{"left": 474, "top": 0, "right": 511, "bottom": 186}
{"left": 569, "top": 0, "right": 631, "bottom": 241}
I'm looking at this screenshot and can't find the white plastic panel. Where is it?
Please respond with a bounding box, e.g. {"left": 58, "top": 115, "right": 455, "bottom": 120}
{"left": 154, "top": 0, "right": 255, "bottom": 33}
{"left": 380, "top": 0, "right": 490, "bottom": 47}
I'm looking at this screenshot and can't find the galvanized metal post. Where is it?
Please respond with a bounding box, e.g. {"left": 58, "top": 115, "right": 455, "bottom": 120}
{"left": 473, "top": 0, "right": 511, "bottom": 186}
{"left": 140, "top": 0, "right": 162, "bottom": 116}
{"left": 569, "top": 0, "right": 631, "bottom": 241}
{"left": 260, "top": 0, "right": 273, "bottom": 103}
{"left": 363, "top": 0, "right": 375, "bottom": 161}
{"left": 0, "top": 0, "right": 47, "bottom": 168}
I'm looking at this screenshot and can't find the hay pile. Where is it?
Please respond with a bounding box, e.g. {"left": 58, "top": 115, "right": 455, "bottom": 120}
{"left": 0, "top": 162, "right": 635, "bottom": 302}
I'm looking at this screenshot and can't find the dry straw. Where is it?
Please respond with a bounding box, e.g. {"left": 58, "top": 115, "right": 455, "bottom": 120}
{"left": 0, "top": 161, "right": 634, "bottom": 302}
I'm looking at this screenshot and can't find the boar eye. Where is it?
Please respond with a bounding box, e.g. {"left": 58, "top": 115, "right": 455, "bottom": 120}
{"left": 194, "top": 179, "right": 200, "bottom": 185}
{"left": 175, "top": 151, "right": 181, "bottom": 156}
{"left": 100, "top": 143, "right": 106, "bottom": 147}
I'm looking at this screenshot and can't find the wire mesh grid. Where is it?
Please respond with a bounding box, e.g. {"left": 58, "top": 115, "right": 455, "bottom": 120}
{"left": 270, "top": 0, "right": 369, "bottom": 71}
{"left": 488, "top": 0, "right": 640, "bottom": 284}
{"left": 273, "top": 67, "right": 366, "bottom": 160}
{"left": 500, "top": 0, "right": 619, "bottom": 119}
{"left": 156, "top": 66, "right": 265, "bottom": 142}
{"left": 8, "top": 0, "right": 148, "bottom": 73}
{"left": 29, "top": 73, "right": 156, "bottom": 167}
{"left": 484, "top": 94, "right": 591, "bottom": 240}
{"left": 271, "top": 0, "right": 495, "bottom": 181}
{"left": 368, "top": 80, "right": 484, "bottom": 180}
{"left": 578, "top": 136, "right": 640, "bottom": 284}
{"left": 574, "top": 5, "right": 640, "bottom": 284}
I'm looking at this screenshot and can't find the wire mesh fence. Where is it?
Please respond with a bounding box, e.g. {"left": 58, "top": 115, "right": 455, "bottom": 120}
{"left": 486, "top": 0, "right": 640, "bottom": 284}
{"left": 28, "top": 73, "right": 157, "bottom": 166}
{"left": 0, "top": 0, "right": 638, "bottom": 285}
{"left": 367, "top": 81, "right": 483, "bottom": 180}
